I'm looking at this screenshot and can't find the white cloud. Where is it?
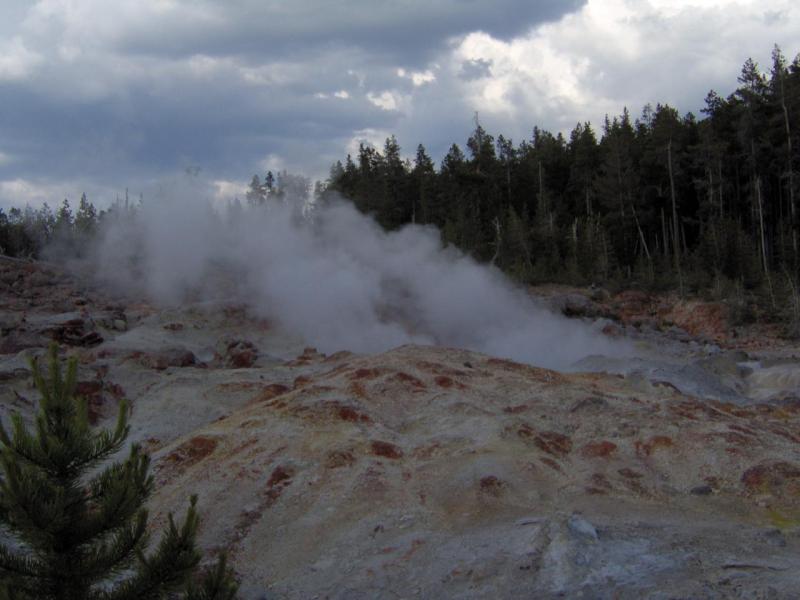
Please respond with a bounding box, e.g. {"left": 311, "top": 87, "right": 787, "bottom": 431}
{"left": 367, "top": 90, "right": 402, "bottom": 111}
{"left": 187, "top": 54, "right": 225, "bottom": 77}
{"left": 440, "top": 0, "right": 800, "bottom": 135}
{"left": 0, "top": 36, "right": 42, "bottom": 80}
{"left": 398, "top": 67, "right": 437, "bottom": 86}
{"left": 0, "top": 177, "right": 122, "bottom": 211}
{"left": 258, "top": 153, "right": 285, "bottom": 174}
{"left": 0, "top": 0, "right": 797, "bottom": 208}
{"left": 447, "top": 30, "right": 590, "bottom": 121}
{"left": 315, "top": 90, "right": 351, "bottom": 100}
{"left": 346, "top": 128, "right": 393, "bottom": 157}
{"left": 0, "top": 178, "right": 58, "bottom": 208}
{"left": 212, "top": 179, "right": 247, "bottom": 204}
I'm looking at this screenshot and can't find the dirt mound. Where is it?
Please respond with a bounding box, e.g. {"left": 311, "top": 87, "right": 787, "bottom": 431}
{"left": 146, "top": 345, "right": 800, "bottom": 598}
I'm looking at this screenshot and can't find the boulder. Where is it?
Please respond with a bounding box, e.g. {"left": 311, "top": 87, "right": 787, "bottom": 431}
{"left": 223, "top": 339, "right": 258, "bottom": 369}
{"left": 140, "top": 347, "right": 198, "bottom": 370}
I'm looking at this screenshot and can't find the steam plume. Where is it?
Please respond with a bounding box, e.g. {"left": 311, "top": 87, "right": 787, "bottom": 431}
{"left": 88, "top": 181, "right": 627, "bottom": 370}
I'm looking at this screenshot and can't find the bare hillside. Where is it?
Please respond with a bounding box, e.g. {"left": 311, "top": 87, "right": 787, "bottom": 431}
{"left": 2, "top": 257, "right": 799, "bottom": 598}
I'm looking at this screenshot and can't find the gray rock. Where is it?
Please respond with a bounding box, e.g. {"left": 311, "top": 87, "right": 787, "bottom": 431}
{"left": 141, "top": 347, "right": 197, "bottom": 370}
{"left": 666, "top": 325, "right": 692, "bottom": 342}
{"left": 764, "top": 528, "right": 787, "bottom": 547}
{"left": 567, "top": 514, "right": 598, "bottom": 541}
{"left": 589, "top": 286, "right": 611, "bottom": 302}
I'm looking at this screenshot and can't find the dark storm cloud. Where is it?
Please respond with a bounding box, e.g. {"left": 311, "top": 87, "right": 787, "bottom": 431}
{"left": 0, "top": 0, "right": 586, "bottom": 207}
{"left": 2, "top": 0, "right": 796, "bottom": 210}
{"left": 0, "top": 47, "right": 392, "bottom": 182}
{"left": 0, "top": 75, "right": 393, "bottom": 186}
{"left": 109, "top": 1, "right": 585, "bottom": 64}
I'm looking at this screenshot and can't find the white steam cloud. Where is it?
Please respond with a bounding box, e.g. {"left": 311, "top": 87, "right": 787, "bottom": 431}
{"left": 88, "top": 180, "right": 627, "bottom": 370}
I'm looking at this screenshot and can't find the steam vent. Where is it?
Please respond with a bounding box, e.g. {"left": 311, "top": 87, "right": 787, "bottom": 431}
{"left": 2, "top": 255, "right": 800, "bottom": 598}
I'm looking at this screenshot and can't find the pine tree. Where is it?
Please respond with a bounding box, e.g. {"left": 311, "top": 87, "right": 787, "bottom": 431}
{"left": 264, "top": 171, "right": 275, "bottom": 196}
{"left": 411, "top": 144, "right": 436, "bottom": 225}
{"left": 0, "top": 344, "right": 238, "bottom": 600}
{"left": 566, "top": 122, "right": 599, "bottom": 218}
{"left": 245, "top": 175, "right": 265, "bottom": 207}
{"left": 75, "top": 193, "right": 98, "bottom": 237}
{"left": 53, "top": 199, "right": 74, "bottom": 251}
{"left": 466, "top": 118, "right": 496, "bottom": 176}
{"left": 324, "top": 43, "right": 800, "bottom": 310}
{"left": 380, "top": 135, "right": 409, "bottom": 229}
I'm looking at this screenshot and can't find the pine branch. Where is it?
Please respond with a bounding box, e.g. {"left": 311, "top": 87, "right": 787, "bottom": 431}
{"left": 0, "top": 543, "right": 42, "bottom": 578}
{"left": 0, "top": 457, "right": 55, "bottom": 539}
{"left": 3, "top": 414, "right": 43, "bottom": 469}
{"left": 67, "top": 400, "right": 132, "bottom": 477}
{"left": 5, "top": 363, "right": 129, "bottom": 482}
{"left": 186, "top": 554, "right": 239, "bottom": 600}
{"left": 73, "top": 450, "right": 152, "bottom": 546}
{"left": 0, "top": 579, "right": 38, "bottom": 600}
{"left": 103, "top": 498, "right": 203, "bottom": 600}
{"left": 76, "top": 510, "right": 148, "bottom": 581}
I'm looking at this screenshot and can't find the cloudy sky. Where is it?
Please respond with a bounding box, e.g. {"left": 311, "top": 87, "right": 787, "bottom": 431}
{"left": 0, "top": 0, "right": 797, "bottom": 210}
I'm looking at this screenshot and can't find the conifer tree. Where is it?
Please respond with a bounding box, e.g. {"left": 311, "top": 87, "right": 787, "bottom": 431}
{"left": 412, "top": 144, "right": 436, "bottom": 225}
{"left": 325, "top": 44, "right": 800, "bottom": 305}
{"left": 0, "top": 345, "right": 238, "bottom": 600}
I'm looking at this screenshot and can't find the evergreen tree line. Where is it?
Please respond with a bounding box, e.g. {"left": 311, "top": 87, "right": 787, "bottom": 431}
{"left": 244, "top": 170, "right": 312, "bottom": 208}
{"left": 323, "top": 46, "right": 800, "bottom": 322}
{"left": 0, "top": 194, "right": 109, "bottom": 259}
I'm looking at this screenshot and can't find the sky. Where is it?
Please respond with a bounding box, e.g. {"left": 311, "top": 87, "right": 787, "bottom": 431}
{"left": 0, "top": 0, "right": 798, "bottom": 210}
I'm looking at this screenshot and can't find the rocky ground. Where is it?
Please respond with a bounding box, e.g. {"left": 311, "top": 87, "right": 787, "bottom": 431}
{"left": 1, "top": 256, "right": 799, "bottom": 599}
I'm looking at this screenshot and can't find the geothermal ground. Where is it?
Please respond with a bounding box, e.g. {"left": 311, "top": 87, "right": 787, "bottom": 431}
{"left": 2, "top": 256, "right": 800, "bottom": 598}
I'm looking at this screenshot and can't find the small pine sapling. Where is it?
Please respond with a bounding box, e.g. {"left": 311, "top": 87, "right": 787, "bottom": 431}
{"left": 0, "top": 344, "right": 237, "bottom": 599}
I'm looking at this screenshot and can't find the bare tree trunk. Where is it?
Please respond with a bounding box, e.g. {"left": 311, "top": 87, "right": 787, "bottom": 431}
{"left": 681, "top": 221, "right": 689, "bottom": 256}
{"left": 538, "top": 161, "right": 554, "bottom": 234}
{"left": 667, "top": 139, "right": 683, "bottom": 293}
{"left": 756, "top": 176, "right": 769, "bottom": 274}
{"left": 585, "top": 186, "right": 591, "bottom": 217}
{"left": 631, "top": 202, "right": 653, "bottom": 279}
{"left": 779, "top": 78, "right": 797, "bottom": 261}
{"left": 784, "top": 265, "right": 800, "bottom": 329}
{"left": 718, "top": 158, "right": 724, "bottom": 220}
{"left": 491, "top": 217, "right": 503, "bottom": 265}
{"left": 710, "top": 220, "right": 721, "bottom": 273}
{"left": 616, "top": 151, "right": 625, "bottom": 220}
{"left": 474, "top": 111, "right": 482, "bottom": 175}
{"left": 668, "top": 139, "right": 679, "bottom": 260}
{"left": 520, "top": 229, "right": 534, "bottom": 272}
{"left": 756, "top": 176, "right": 776, "bottom": 307}
{"left": 418, "top": 182, "right": 426, "bottom": 225}
{"left": 538, "top": 160, "right": 545, "bottom": 218}
{"left": 750, "top": 142, "right": 759, "bottom": 239}
{"left": 707, "top": 168, "right": 714, "bottom": 218}
{"left": 490, "top": 216, "right": 502, "bottom": 266}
